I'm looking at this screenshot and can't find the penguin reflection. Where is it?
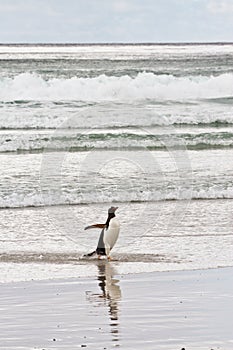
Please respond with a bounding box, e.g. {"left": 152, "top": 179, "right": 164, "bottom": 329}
{"left": 86, "top": 262, "right": 121, "bottom": 343}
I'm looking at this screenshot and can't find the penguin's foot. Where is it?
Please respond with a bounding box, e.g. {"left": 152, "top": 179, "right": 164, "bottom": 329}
{"left": 83, "top": 250, "right": 96, "bottom": 258}
{"left": 107, "top": 255, "right": 112, "bottom": 261}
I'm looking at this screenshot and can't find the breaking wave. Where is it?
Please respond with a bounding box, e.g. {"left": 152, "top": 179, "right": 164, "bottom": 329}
{"left": 1, "top": 187, "right": 233, "bottom": 209}
{"left": 0, "top": 72, "right": 233, "bottom": 101}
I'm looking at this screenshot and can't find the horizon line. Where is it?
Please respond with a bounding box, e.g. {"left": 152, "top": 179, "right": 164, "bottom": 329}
{"left": 0, "top": 41, "right": 233, "bottom": 46}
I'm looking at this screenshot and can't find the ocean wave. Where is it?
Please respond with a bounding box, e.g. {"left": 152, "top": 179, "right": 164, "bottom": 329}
{"left": 1, "top": 188, "right": 233, "bottom": 209}
{"left": 1, "top": 130, "right": 233, "bottom": 153}
{"left": 1, "top": 112, "right": 233, "bottom": 130}
{"left": 0, "top": 72, "right": 233, "bottom": 102}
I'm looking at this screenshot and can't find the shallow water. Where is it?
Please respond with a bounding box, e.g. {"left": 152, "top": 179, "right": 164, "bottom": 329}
{"left": 0, "top": 199, "right": 232, "bottom": 282}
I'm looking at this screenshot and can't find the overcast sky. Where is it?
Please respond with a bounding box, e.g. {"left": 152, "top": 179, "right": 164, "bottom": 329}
{"left": 0, "top": 0, "right": 233, "bottom": 43}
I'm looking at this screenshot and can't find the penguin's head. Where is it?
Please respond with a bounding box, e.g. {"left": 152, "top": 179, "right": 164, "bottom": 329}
{"left": 108, "top": 206, "right": 118, "bottom": 214}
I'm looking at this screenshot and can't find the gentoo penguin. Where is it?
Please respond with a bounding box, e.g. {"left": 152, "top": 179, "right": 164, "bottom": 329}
{"left": 84, "top": 206, "right": 120, "bottom": 260}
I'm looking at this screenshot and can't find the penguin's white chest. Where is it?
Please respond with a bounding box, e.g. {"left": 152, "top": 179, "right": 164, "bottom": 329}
{"left": 103, "top": 217, "right": 120, "bottom": 250}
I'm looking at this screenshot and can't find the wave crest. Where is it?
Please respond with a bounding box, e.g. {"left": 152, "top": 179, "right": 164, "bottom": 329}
{"left": 1, "top": 187, "right": 233, "bottom": 209}
{"left": 1, "top": 72, "right": 233, "bottom": 101}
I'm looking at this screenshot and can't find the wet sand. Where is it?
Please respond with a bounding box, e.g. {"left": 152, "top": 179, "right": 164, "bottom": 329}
{"left": 0, "top": 265, "right": 233, "bottom": 350}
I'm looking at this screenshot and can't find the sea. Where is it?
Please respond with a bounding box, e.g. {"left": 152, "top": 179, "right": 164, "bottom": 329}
{"left": 0, "top": 43, "right": 233, "bottom": 283}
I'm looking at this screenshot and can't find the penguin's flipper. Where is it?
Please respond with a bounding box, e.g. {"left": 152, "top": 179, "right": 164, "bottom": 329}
{"left": 84, "top": 224, "right": 106, "bottom": 230}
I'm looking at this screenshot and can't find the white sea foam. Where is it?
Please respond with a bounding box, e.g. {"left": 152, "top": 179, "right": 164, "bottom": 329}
{"left": 0, "top": 187, "right": 233, "bottom": 209}
{"left": 1, "top": 72, "right": 233, "bottom": 102}
{"left": 1, "top": 107, "right": 233, "bottom": 130}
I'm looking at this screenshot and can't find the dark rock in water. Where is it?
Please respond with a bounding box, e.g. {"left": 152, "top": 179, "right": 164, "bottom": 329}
{"left": 81, "top": 345, "right": 87, "bottom": 348}
{"left": 53, "top": 338, "right": 56, "bottom": 341}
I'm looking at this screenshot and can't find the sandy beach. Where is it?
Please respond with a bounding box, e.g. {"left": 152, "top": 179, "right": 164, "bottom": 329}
{"left": 0, "top": 265, "right": 233, "bottom": 350}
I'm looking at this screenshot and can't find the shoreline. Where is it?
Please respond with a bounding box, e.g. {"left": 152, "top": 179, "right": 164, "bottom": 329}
{"left": 1, "top": 266, "right": 233, "bottom": 349}
{"left": 1, "top": 251, "right": 232, "bottom": 284}
{"left": 1, "top": 256, "right": 233, "bottom": 285}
